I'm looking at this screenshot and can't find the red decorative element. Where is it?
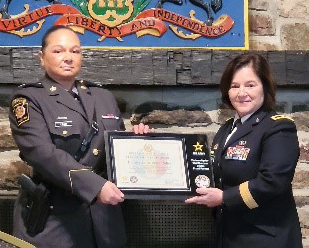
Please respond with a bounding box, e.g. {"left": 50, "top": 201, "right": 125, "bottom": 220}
{"left": 136, "top": 8, "right": 234, "bottom": 37}
{"left": 0, "top": 4, "right": 232, "bottom": 39}
{"left": 0, "top": 4, "right": 80, "bottom": 31}
{"left": 55, "top": 15, "right": 167, "bottom": 38}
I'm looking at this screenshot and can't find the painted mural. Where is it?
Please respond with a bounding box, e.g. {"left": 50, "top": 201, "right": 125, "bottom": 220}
{"left": 0, "top": 0, "right": 248, "bottom": 48}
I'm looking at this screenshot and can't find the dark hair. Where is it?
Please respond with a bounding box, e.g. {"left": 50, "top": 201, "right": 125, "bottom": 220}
{"left": 41, "top": 25, "right": 76, "bottom": 51}
{"left": 220, "top": 53, "right": 276, "bottom": 111}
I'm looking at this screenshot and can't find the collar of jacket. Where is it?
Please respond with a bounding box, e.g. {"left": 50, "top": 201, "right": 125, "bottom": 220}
{"left": 40, "top": 74, "right": 94, "bottom": 122}
{"left": 222, "top": 108, "right": 271, "bottom": 150}
{"left": 41, "top": 74, "right": 87, "bottom": 95}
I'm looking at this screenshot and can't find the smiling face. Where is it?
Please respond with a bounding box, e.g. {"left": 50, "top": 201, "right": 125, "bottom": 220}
{"left": 228, "top": 65, "right": 264, "bottom": 118}
{"left": 39, "top": 28, "right": 82, "bottom": 88}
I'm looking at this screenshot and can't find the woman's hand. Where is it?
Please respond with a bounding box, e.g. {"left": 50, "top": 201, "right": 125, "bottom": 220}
{"left": 133, "top": 123, "right": 150, "bottom": 134}
{"left": 97, "top": 181, "right": 124, "bottom": 205}
{"left": 185, "top": 187, "right": 223, "bottom": 207}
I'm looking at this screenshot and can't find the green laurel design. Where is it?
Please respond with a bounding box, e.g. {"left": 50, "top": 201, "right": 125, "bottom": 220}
{"left": 70, "top": 0, "right": 90, "bottom": 16}
{"left": 127, "top": 0, "right": 151, "bottom": 22}
{"left": 92, "top": 1, "right": 129, "bottom": 21}
{"left": 70, "top": 0, "right": 151, "bottom": 23}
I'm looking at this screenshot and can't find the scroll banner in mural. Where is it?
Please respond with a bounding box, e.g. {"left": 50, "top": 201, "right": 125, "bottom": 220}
{"left": 0, "top": 0, "right": 248, "bottom": 48}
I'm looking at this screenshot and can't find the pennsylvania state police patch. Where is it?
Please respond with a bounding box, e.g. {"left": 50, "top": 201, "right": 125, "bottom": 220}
{"left": 12, "top": 97, "right": 29, "bottom": 126}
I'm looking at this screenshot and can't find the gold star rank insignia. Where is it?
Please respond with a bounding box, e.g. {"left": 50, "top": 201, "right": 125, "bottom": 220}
{"left": 271, "top": 114, "right": 294, "bottom": 122}
{"left": 193, "top": 142, "right": 203, "bottom": 151}
{"left": 12, "top": 97, "right": 30, "bottom": 126}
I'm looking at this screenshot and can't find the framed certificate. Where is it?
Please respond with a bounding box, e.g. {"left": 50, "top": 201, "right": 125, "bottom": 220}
{"left": 104, "top": 132, "right": 214, "bottom": 200}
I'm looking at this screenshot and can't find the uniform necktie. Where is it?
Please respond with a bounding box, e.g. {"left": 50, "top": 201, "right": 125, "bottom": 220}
{"left": 225, "top": 118, "right": 242, "bottom": 146}
{"left": 231, "top": 118, "right": 242, "bottom": 131}
{"left": 68, "top": 90, "right": 80, "bottom": 101}
{"left": 67, "top": 90, "right": 85, "bottom": 112}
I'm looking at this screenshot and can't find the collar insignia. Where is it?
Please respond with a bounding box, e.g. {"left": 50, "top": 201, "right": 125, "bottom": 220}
{"left": 50, "top": 86, "right": 57, "bottom": 92}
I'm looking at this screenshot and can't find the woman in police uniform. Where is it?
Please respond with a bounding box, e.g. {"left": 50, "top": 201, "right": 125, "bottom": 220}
{"left": 185, "top": 54, "right": 302, "bottom": 248}
{"left": 9, "top": 25, "right": 148, "bottom": 248}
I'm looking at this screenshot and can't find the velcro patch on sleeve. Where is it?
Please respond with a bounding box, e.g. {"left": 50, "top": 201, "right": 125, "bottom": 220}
{"left": 12, "top": 97, "right": 30, "bottom": 126}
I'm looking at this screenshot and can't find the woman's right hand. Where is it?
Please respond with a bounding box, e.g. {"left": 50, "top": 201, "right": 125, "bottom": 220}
{"left": 97, "top": 181, "right": 124, "bottom": 205}
{"left": 185, "top": 187, "right": 223, "bottom": 207}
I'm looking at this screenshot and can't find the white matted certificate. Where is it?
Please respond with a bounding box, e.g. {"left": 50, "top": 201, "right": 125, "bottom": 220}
{"left": 112, "top": 138, "right": 188, "bottom": 189}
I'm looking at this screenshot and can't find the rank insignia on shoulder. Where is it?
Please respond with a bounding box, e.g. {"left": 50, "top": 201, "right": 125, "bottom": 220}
{"left": 271, "top": 115, "right": 294, "bottom": 122}
{"left": 12, "top": 97, "right": 29, "bottom": 126}
{"left": 83, "top": 81, "right": 103, "bottom": 88}
{"left": 18, "top": 83, "right": 42, "bottom": 88}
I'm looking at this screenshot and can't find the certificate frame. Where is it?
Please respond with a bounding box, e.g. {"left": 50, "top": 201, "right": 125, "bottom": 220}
{"left": 104, "top": 131, "right": 214, "bottom": 200}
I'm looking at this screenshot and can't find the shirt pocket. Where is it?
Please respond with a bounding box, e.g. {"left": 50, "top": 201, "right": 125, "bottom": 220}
{"left": 101, "top": 114, "right": 123, "bottom": 131}
{"left": 50, "top": 126, "right": 81, "bottom": 156}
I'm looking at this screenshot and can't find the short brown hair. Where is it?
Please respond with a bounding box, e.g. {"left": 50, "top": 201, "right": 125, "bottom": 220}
{"left": 220, "top": 53, "right": 276, "bottom": 111}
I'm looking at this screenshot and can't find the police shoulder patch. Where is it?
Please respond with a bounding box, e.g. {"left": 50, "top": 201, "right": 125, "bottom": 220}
{"left": 12, "top": 97, "right": 30, "bottom": 126}
{"left": 270, "top": 114, "right": 294, "bottom": 122}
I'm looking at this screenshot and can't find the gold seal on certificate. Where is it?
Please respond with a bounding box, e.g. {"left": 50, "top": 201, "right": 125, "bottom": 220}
{"left": 104, "top": 131, "right": 214, "bottom": 200}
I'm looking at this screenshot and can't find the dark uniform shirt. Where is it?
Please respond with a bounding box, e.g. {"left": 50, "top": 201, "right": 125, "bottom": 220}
{"left": 211, "top": 108, "right": 302, "bottom": 248}
{"left": 9, "top": 75, "right": 126, "bottom": 248}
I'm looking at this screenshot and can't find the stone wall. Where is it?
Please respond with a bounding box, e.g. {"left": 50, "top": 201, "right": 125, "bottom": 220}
{"left": 2, "top": 107, "right": 309, "bottom": 246}
{"left": 249, "top": 0, "right": 309, "bottom": 50}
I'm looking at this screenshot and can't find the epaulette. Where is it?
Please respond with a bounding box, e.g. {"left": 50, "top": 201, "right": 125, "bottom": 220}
{"left": 270, "top": 114, "right": 294, "bottom": 122}
{"left": 78, "top": 79, "right": 103, "bottom": 88}
{"left": 18, "top": 82, "right": 43, "bottom": 88}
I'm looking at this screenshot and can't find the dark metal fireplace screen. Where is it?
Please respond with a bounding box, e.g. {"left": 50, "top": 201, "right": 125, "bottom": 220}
{"left": 0, "top": 198, "right": 215, "bottom": 248}
{"left": 122, "top": 200, "right": 216, "bottom": 248}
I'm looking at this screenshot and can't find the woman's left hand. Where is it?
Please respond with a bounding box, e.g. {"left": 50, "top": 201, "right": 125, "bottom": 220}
{"left": 185, "top": 187, "right": 223, "bottom": 207}
{"left": 133, "top": 123, "right": 150, "bottom": 134}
